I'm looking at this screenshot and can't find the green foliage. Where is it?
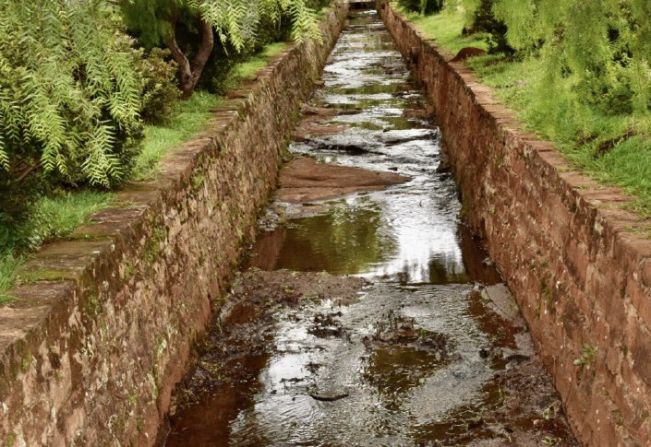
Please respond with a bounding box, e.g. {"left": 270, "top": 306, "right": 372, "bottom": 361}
{"left": 461, "top": 0, "right": 512, "bottom": 54}
{"left": 0, "top": 255, "right": 20, "bottom": 303}
{"left": 305, "top": 0, "right": 334, "bottom": 10}
{"left": 216, "top": 42, "right": 289, "bottom": 93}
{"left": 397, "top": 3, "right": 487, "bottom": 54}
{"left": 397, "top": 0, "right": 444, "bottom": 15}
{"left": 467, "top": 54, "right": 651, "bottom": 215}
{"left": 134, "top": 40, "right": 287, "bottom": 179}
{"left": 407, "top": 1, "right": 651, "bottom": 216}
{"left": 120, "top": 0, "right": 321, "bottom": 96}
{"left": 1, "top": 191, "right": 112, "bottom": 252}
{"left": 121, "top": 0, "right": 321, "bottom": 52}
{"left": 133, "top": 91, "right": 220, "bottom": 180}
{"left": 0, "top": 0, "right": 145, "bottom": 192}
{"left": 574, "top": 343, "right": 598, "bottom": 369}
{"left": 198, "top": 0, "right": 321, "bottom": 50}
{"left": 492, "top": 0, "right": 651, "bottom": 115}
{"left": 135, "top": 48, "right": 181, "bottom": 124}
{"left": 0, "top": 190, "right": 112, "bottom": 298}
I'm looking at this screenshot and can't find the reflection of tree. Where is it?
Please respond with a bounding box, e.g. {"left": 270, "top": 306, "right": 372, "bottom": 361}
{"left": 366, "top": 346, "right": 440, "bottom": 398}
{"left": 275, "top": 201, "right": 397, "bottom": 274}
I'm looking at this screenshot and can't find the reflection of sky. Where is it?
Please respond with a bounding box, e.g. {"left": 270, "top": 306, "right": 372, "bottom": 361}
{"left": 347, "top": 187, "right": 466, "bottom": 284}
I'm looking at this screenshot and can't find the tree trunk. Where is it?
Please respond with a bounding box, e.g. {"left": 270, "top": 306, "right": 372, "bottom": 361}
{"left": 165, "top": 16, "right": 214, "bottom": 99}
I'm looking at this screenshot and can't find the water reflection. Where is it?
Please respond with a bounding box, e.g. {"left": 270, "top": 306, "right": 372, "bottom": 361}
{"left": 249, "top": 198, "right": 397, "bottom": 274}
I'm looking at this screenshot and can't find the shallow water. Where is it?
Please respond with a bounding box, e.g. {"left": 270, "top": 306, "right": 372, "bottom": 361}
{"left": 164, "top": 9, "right": 577, "bottom": 447}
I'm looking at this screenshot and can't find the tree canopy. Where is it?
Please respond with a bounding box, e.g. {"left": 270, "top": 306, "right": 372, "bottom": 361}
{"left": 479, "top": 0, "right": 651, "bottom": 115}
{"left": 0, "top": 0, "right": 325, "bottom": 219}
{"left": 120, "top": 0, "right": 321, "bottom": 97}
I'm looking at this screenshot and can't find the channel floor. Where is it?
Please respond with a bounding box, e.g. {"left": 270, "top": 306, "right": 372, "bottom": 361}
{"left": 163, "top": 9, "right": 578, "bottom": 447}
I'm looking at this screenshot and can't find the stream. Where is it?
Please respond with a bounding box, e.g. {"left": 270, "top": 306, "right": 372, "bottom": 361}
{"left": 162, "top": 7, "right": 578, "bottom": 447}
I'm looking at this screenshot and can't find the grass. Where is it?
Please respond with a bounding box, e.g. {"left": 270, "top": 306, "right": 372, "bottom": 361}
{"left": 133, "top": 91, "right": 222, "bottom": 181}
{"left": 230, "top": 42, "right": 289, "bottom": 80}
{"left": 396, "top": 3, "right": 651, "bottom": 217}
{"left": 0, "top": 256, "right": 21, "bottom": 303}
{"left": 217, "top": 41, "right": 290, "bottom": 93}
{"left": 0, "top": 40, "right": 292, "bottom": 300}
{"left": 394, "top": 3, "right": 487, "bottom": 54}
{"left": 0, "top": 190, "right": 113, "bottom": 301}
{"left": 134, "top": 42, "right": 288, "bottom": 181}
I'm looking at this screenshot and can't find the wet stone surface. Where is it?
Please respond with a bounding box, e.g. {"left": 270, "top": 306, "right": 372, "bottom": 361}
{"left": 164, "top": 9, "right": 578, "bottom": 447}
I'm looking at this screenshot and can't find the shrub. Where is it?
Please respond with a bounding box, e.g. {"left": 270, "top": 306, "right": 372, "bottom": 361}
{"left": 0, "top": 0, "right": 145, "bottom": 206}
{"left": 121, "top": 0, "right": 322, "bottom": 98}
{"left": 135, "top": 48, "right": 181, "bottom": 124}
{"left": 398, "top": 0, "right": 445, "bottom": 15}
{"left": 462, "top": 0, "right": 513, "bottom": 55}
{"left": 493, "top": 0, "right": 651, "bottom": 116}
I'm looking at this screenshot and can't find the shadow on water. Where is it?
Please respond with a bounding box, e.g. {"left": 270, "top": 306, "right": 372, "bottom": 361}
{"left": 164, "top": 7, "right": 578, "bottom": 447}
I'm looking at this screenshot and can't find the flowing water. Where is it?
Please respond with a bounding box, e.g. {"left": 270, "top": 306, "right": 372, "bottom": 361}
{"left": 163, "top": 8, "right": 577, "bottom": 447}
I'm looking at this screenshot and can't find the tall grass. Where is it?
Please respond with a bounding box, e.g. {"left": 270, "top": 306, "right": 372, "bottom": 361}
{"left": 0, "top": 191, "right": 113, "bottom": 300}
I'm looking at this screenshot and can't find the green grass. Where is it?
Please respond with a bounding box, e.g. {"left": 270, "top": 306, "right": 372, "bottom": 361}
{"left": 394, "top": 3, "right": 487, "bottom": 54}
{"left": 133, "top": 91, "right": 222, "bottom": 181}
{"left": 219, "top": 42, "right": 290, "bottom": 92}
{"left": 397, "top": 4, "right": 651, "bottom": 217}
{"left": 0, "top": 190, "right": 113, "bottom": 301}
{"left": 232, "top": 42, "right": 289, "bottom": 80}
{"left": 0, "top": 40, "right": 293, "bottom": 300}
{"left": 134, "top": 42, "right": 289, "bottom": 181}
{"left": 0, "top": 256, "right": 21, "bottom": 303}
{"left": 467, "top": 56, "right": 651, "bottom": 216}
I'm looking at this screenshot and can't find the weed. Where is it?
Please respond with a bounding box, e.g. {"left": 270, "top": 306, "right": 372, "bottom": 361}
{"left": 84, "top": 292, "right": 101, "bottom": 317}
{"left": 124, "top": 262, "right": 135, "bottom": 280}
{"left": 191, "top": 173, "right": 206, "bottom": 191}
{"left": 144, "top": 227, "right": 166, "bottom": 264}
{"left": 128, "top": 392, "right": 138, "bottom": 407}
{"left": 574, "top": 343, "right": 598, "bottom": 369}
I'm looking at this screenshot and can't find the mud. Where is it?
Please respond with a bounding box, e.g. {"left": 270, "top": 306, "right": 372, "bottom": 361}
{"left": 163, "top": 7, "right": 578, "bottom": 447}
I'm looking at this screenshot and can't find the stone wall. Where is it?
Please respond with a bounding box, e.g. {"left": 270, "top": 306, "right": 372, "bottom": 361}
{"left": 379, "top": 2, "right": 651, "bottom": 445}
{"left": 0, "top": 4, "right": 348, "bottom": 445}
